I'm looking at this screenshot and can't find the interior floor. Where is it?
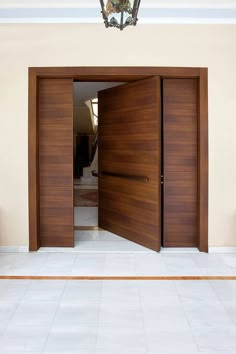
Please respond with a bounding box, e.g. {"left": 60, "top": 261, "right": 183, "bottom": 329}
{"left": 72, "top": 207, "right": 149, "bottom": 252}
{"left": 74, "top": 230, "right": 150, "bottom": 253}
{"left": 74, "top": 207, "right": 98, "bottom": 227}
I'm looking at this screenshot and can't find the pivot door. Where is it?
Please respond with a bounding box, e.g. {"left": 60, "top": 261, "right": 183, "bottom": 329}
{"left": 98, "top": 77, "right": 162, "bottom": 251}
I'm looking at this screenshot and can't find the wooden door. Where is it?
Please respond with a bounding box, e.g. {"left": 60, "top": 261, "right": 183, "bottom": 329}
{"left": 98, "top": 77, "right": 161, "bottom": 251}
{"left": 163, "top": 79, "right": 198, "bottom": 247}
{"left": 39, "top": 78, "right": 74, "bottom": 247}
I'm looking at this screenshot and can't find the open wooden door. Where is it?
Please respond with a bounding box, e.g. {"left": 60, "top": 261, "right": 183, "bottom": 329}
{"left": 38, "top": 78, "right": 74, "bottom": 247}
{"left": 98, "top": 77, "right": 161, "bottom": 251}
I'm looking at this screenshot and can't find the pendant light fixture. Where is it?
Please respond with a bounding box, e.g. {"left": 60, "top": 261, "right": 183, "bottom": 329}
{"left": 99, "top": 0, "right": 141, "bottom": 30}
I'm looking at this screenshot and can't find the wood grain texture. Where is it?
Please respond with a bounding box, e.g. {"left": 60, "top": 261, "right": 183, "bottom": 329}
{"left": 31, "top": 66, "right": 200, "bottom": 80}
{"left": 198, "top": 69, "right": 209, "bottom": 252}
{"left": 98, "top": 77, "right": 161, "bottom": 251}
{"left": 163, "top": 79, "right": 198, "bottom": 247}
{"left": 39, "top": 79, "right": 74, "bottom": 247}
{"left": 28, "top": 69, "right": 39, "bottom": 251}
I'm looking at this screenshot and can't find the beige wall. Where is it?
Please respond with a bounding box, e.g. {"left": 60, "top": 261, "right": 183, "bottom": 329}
{"left": 0, "top": 24, "right": 235, "bottom": 248}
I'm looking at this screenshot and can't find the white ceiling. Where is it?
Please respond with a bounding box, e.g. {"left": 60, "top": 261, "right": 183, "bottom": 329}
{"left": 0, "top": 1, "right": 236, "bottom": 24}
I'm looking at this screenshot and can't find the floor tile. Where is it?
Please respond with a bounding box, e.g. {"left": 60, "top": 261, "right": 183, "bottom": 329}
{"left": 210, "top": 280, "right": 236, "bottom": 301}
{"left": 145, "top": 328, "right": 198, "bottom": 353}
{"left": 175, "top": 280, "right": 220, "bottom": 303}
{"left": 0, "top": 280, "right": 11, "bottom": 289}
{"left": 134, "top": 254, "right": 168, "bottom": 276}
{"left": 198, "top": 350, "right": 236, "bottom": 354}
{"left": 96, "top": 351, "right": 147, "bottom": 354}
{"left": 0, "top": 302, "right": 18, "bottom": 327}
{"left": 192, "top": 253, "right": 227, "bottom": 266}
{"left": 74, "top": 207, "right": 98, "bottom": 226}
{"left": 75, "top": 230, "right": 123, "bottom": 242}
{"left": 137, "top": 280, "right": 180, "bottom": 304}
{"left": 193, "top": 326, "right": 236, "bottom": 352}
{"left": 96, "top": 327, "right": 146, "bottom": 352}
{"left": 0, "top": 254, "right": 43, "bottom": 276}
{"left": 221, "top": 300, "right": 236, "bottom": 325}
{"left": 99, "top": 302, "right": 143, "bottom": 329}
{"left": 45, "top": 326, "right": 97, "bottom": 352}
{"left": 101, "top": 280, "right": 139, "bottom": 304}
{"left": 10, "top": 301, "right": 58, "bottom": 326}
{"left": 217, "top": 254, "right": 236, "bottom": 268}
{"left": 44, "top": 253, "right": 77, "bottom": 267}
{"left": 75, "top": 240, "right": 148, "bottom": 252}
{"left": 44, "top": 352, "right": 94, "bottom": 354}
{"left": 190, "top": 253, "right": 235, "bottom": 275}
{"left": 53, "top": 302, "right": 99, "bottom": 326}
{"left": 44, "top": 351, "right": 147, "bottom": 354}
{"left": 71, "top": 254, "right": 105, "bottom": 275}
{"left": 0, "top": 280, "right": 30, "bottom": 302}
{"left": 103, "top": 253, "right": 136, "bottom": 275}
{"left": 0, "top": 325, "right": 49, "bottom": 352}
{"left": 62, "top": 280, "right": 102, "bottom": 303}
{"left": 182, "top": 300, "right": 234, "bottom": 328}
{"left": 23, "top": 280, "right": 66, "bottom": 302}
{"left": 36, "top": 267, "right": 73, "bottom": 276}
{"left": 162, "top": 254, "right": 201, "bottom": 275}
{"left": 73, "top": 208, "right": 151, "bottom": 252}
{"left": 141, "top": 302, "right": 190, "bottom": 330}
{"left": 0, "top": 352, "right": 42, "bottom": 354}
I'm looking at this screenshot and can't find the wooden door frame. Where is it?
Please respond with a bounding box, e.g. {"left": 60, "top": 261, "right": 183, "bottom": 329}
{"left": 28, "top": 66, "right": 208, "bottom": 252}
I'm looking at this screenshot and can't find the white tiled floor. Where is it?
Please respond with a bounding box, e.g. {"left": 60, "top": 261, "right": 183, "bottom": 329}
{"left": 0, "top": 252, "right": 236, "bottom": 276}
{"left": 73, "top": 207, "right": 151, "bottom": 252}
{"left": 74, "top": 230, "right": 150, "bottom": 252}
{"left": 1, "top": 252, "right": 236, "bottom": 276}
{"left": 1, "top": 206, "right": 236, "bottom": 352}
{"left": 74, "top": 207, "right": 98, "bottom": 227}
{"left": 0, "top": 279, "right": 236, "bottom": 353}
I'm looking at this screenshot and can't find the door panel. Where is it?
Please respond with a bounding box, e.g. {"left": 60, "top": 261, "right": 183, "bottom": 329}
{"left": 163, "top": 79, "right": 198, "bottom": 247}
{"left": 39, "top": 79, "right": 74, "bottom": 247}
{"left": 98, "top": 77, "right": 161, "bottom": 251}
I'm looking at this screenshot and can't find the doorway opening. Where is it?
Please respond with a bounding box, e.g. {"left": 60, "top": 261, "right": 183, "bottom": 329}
{"left": 73, "top": 81, "right": 149, "bottom": 252}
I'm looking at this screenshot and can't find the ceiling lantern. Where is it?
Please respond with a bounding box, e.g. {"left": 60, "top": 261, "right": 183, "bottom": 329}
{"left": 99, "top": 0, "right": 141, "bottom": 30}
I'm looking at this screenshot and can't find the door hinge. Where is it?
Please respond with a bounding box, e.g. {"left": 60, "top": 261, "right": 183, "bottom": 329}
{"left": 161, "top": 175, "right": 164, "bottom": 184}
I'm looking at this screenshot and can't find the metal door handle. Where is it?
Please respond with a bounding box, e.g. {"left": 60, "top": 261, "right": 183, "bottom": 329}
{"left": 100, "top": 170, "right": 148, "bottom": 183}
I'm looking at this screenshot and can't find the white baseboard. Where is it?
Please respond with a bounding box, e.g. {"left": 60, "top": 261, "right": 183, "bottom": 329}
{"left": 209, "top": 247, "right": 236, "bottom": 254}
{"left": 0, "top": 246, "right": 29, "bottom": 253}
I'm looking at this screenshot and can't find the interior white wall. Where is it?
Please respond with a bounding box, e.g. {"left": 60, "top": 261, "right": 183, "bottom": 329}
{"left": 0, "top": 24, "right": 235, "bottom": 247}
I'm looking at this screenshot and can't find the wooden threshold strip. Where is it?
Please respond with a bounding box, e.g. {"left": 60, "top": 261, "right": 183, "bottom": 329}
{"left": 0, "top": 276, "right": 236, "bottom": 280}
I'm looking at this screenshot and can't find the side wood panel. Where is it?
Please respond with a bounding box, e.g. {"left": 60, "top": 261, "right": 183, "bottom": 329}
{"left": 28, "top": 70, "right": 39, "bottom": 251}
{"left": 163, "top": 79, "right": 198, "bottom": 247}
{"left": 38, "top": 79, "right": 74, "bottom": 247}
{"left": 198, "top": 68, "right": 209, "bottom": 252}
